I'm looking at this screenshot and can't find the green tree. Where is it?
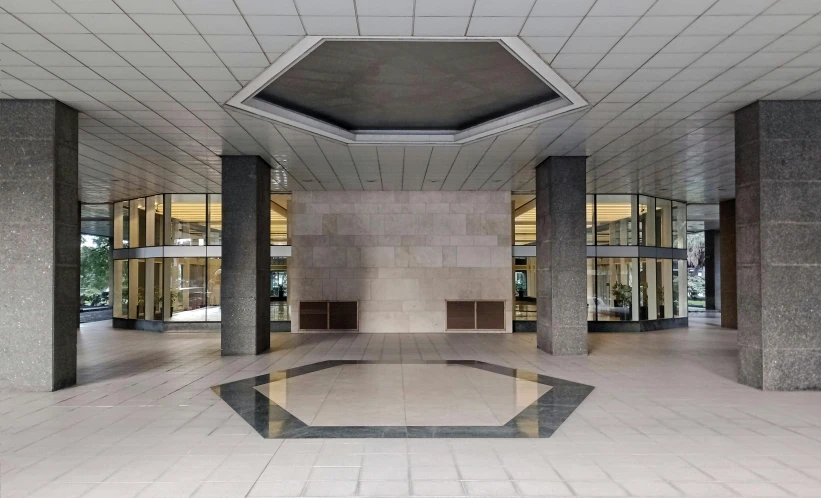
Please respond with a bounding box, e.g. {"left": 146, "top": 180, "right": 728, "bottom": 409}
{"left": 80, "top": 236, "right": 111, "bottom": 306}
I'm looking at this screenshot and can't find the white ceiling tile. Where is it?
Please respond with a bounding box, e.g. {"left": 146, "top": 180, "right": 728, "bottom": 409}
{"left": 301, "top": 15, "right": 358, "bottom": 35}
{"left": 358, "top": 16, "right": 411, "bottom": 35}
{"left": 16, "top": 50, "right": 81, "bottom": 66}
{"left": 646, "top": 0, "right": 716, "bottom": 16}
{"left": 45, "top": 34, "right": 110, "bottom": 51}
{"left": 765, "top": 0, "right": 821, "bottom": 15}
{"left": 473, "top": 0, "right": 536, "bottom": 16}
{"left": 530, "top": 0, "right": 595, "bottom": 16}
{"left": 588, "top": 0, "right": 655, "bottom": 16}
{"left": 202, "top": 35, "right": 261, "bottom": 52}
{"left": 98, "top": 33, "right": 162, "bottom": 51}
{"left": 681, "top": 15, "right": 754, "bottom": 36}
{"left": 661, "top": 36, "right": 725, "bottom": 53}
{"left": 119, "top": 51, "right": 176, "bottom": 67}
{"left": 414, "top": 0, "right": 474, "bottom": 17}
{"left": 412, "top": 16, "right": 468, "bottom": 36}
{"left": 169, "top": 51, "right": 223, "bottom": 67}
{"left": 235, "top": 0, "right": 298, "bottom": 15}
{"left": 294, "top": 0, "right": 355, "bottom": 16}
{"left": 706, "top": 0, "right": 778, "bottom": 15}
{"left": 246, "top": 16, "right": 306, "bottom": 35}
{"left": 113, "top": 0, "right": 181, "bottom": 14}
{"left": 520, "top": 16, "right": 581, "bottom": 36}
{"left": 574, "top": 16, "right": 638, "bottom": 36}
{"left": 735, "top": 14, "right": 811, "bottom": 34}
{"left": 611, "top": 36, "right": 675, "bottom": 54}
{"left": 16, "top": 13, "right": 89, "bottom": 33}
{"left": 466, "top": 16, "right": 526, "bottom": 36}
{"left": 355, "top": 0, "right": 413, "bottom": 17}
{"left": 523, "top": 36, "right": 567, "bottom": 53}
{"left": 71, "top": 50, "right": 129, "bottom": 66}
{"left": 188, "top": 15, "right": 253, "bottom": 35}
{"left": 762, "top": 34, "right": 821, "bottom": 52}
{"left": 256, "top": 35, "right": 303, "bottom": 52}
{"left": 131, "top": 14, "right": 197, "bottom": 34}
{"left": 560, "top": 36, "right": 620, "bottom": 54}
{"left": 73, "top": 14, "right": 142, "bottom": 34}
{"left": 175, "top": 0, "right": 239, "bottom": 15}
{"left": 216, "top": 52, "right": 268, "bottom": 67}
{"left": 628, "top": 16, "right": 695, "bottom": 36}
{"left": 0, "top": 0, "right": 62, "bottom": 13}
{"left": 150, "top": 34, "right": 211, "bottom": 52}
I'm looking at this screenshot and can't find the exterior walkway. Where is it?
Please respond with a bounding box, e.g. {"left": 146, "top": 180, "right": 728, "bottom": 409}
{"left": 1, "top": 319, "right": 820, "bottom": 497}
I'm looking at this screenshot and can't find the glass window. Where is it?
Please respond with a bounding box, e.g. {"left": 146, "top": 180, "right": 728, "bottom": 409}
{"left": 672, "top": 201, "right": 686, "bottom": 249}
{"left": 206, "top": 258, "right": 221, "bottom": 321}
{"left": 638, "top": 196, "right": 655, "bottom": 246}
{"left": 167, "top": 257, "right": 207, "bottom": 321}
{"left": 129, "top": 198, "right": 146, "bottom": 248}
{"left": 129, "top": 259, "right": 145, "bottom": 319}
{"left": 271, "top": 257, "right": 290, "bottom": 321}
{"left": 656, "top": 198, "right": 672, "bottom": 248}
{"left": 512, "top": 194, "right": 536, "bottom": 246}
{"left": 674, "top": 260, "right": 687, "bottom": 318}
{"left": 208, "top": 194, "right": 222, "bottom": 245}
{"left": 147, "top": 258, "right": 163, "bottom": 320}
{"left": 586, "top": 259, "right": 596, "bottom": 321}
{"left": 658, "top": 259, "right": 673, "bottom": 319}
{"left": 113, "top": 201, "right": 129, "bottom": 249}
{"left": 167, "top": 194, "right": 207, "bottom": 246}
{"left": 147, "top": 195, "right": 164, "bottom": 247}
{"left": 513, "top": 257, "right": 537, "bottom": 320}
{"left": 586, "top": 195, "right": 594, "bottom": 245}
{"left": 595, "top": 257, "right": 636, "bottom": 321}
{"left": 112, "top": 259, "right": 128, "bottom": 318}
{"left": 271, "top": 194, "right": 290, "bottom": 246}
{"left": 639, "top": 258, "right": 657, "bottom": 320}
{"left": 595, "top": 195, "right": 635, "bottom": 246}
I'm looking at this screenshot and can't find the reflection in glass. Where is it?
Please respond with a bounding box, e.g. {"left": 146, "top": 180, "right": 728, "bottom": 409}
{"left": 672, "top": 201, "right": 686, "bottom": 249}
{"left": 513, "top": 257, "right": 537, "bottom": 320}
{"left": 595, "top": 257, "right": 635, "bottom": 321}
{"left": 586, "top": 259, "right": 596, "bottom": 320}
{"left": 271, "top": 257, "right": 290, "bottom": 321}
{"left": 148, "top": 258, "right": 163, "bottom": 320}
{"left": 512, "top": 194, "right": 536, "bottom": 245}
{"left": 129, "top": 259, "right": 145, "bottom": 319}
{"left": 168, "top": 257, "right": 207, "bottom": 321}
{"left": 656, "top": 198, "right": 672, "bottom": 248}
{"left": 638, "top": 196, "right": 655, "bottom": 246}
{"left": 639, "top": 258, "right": 657, "bottom": 320}
{"left": 658, "top": 259, "right": 673, "bottom": 319}
{"left": 113, "top": 259, "right": 128, "bottom": 318}
{"left": 129, "top": 198, "right": 146, "bottom": 248}
{"left": 271, "top": 194, "right": 290, "bottom": 245}
{"left": 585, "top": 195, "right": 594, "bottom": 245}
{"left": 147, "top": 195, "right": 164, "bottom": 247}
{"left": 596, "top": 195, "right": 634, "bottom": 245}
{"left": 206, "top": 258, "right": 221, "bottom": 321}
{"left": 114, "top": 201, "right": 129, "bottom": 249}
{"left": 674, "top": 260, "right": 687, "bottom": 317}
{"left": 208, "top": 194, "right": 222, "bottom": 245}
{"left": 167, "top": 194, "right": 207, "bottom": 246}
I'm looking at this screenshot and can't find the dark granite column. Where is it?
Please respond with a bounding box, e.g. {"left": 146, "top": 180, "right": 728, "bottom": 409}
{"left": 0, "top": 100, "right": 79, "bottom": 391}
{"left": 221, "top": 156, "right": 271, "bottom": 355}
{"left": 704, "top": 230, "right": 718, "bottom": 311}
{"left": 719, "top": 200, "right": 737, "bottom": 328}
{"left": 735, "top": 101, "right": 821, "bottom": 390}
{"left": 535, "top": 156, "right": 588, "bottom": 355}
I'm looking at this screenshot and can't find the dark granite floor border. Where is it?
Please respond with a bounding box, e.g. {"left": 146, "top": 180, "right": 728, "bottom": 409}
{"left": 211, "top": 360, "right": 594, "bottom": 439}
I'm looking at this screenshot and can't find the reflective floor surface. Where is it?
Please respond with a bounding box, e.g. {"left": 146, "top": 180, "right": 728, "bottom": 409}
{"left": 2, "top": 318, "right": 821, "bottom": 497}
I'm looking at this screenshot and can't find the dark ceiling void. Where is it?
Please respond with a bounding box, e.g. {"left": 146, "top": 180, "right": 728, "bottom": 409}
{"left": 254, "top": 40, "right": 559, "bottom": 131}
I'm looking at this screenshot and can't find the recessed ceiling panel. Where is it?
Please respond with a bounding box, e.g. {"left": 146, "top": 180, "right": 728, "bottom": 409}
{"left": 254, "top": 40, "right": 559, "bottom": 131}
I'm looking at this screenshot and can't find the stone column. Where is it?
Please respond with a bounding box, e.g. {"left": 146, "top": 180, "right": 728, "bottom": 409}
{"left": 221, "top": 156, "right": 271, "bottom": 355}
{"left": 535, "top": 156, "right": 587, "bottom": 355}
{"left": 0, "top": 100, "right": 79, "bottom": 391}
{"left": 719, "top": 200, "right": 736, "bottom": 328}
{"left": 704, "top": 229, "right": 719, "bottom": 311}
{"left": 735, "top": 101, "right": 821, "bottom": 390}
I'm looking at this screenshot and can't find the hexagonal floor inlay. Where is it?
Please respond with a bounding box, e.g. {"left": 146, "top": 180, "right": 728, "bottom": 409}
{"left": 212, "top": 360, "right": 593, "bottom": 438}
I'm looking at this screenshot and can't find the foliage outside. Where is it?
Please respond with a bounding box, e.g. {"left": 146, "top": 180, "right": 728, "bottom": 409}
{"left": 81, "top": 235, "right": 110, "bottom": 307}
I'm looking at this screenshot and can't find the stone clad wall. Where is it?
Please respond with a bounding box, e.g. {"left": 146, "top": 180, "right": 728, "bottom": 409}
{"left": 290, "top": 191, "right": 512, "bottom": 333}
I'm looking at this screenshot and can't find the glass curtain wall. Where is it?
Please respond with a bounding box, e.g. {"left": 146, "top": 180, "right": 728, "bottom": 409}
{"left": 167, "top": 194, "right": 207, "bottom": 246}
{"left": 512, "top": 195, "right": 536, "bottom": 245}
{"left": 596, "top": 195, "right": 635, "bottom": 245}
{"left": 513, "top": 257, "right": 537, "bottom": 320}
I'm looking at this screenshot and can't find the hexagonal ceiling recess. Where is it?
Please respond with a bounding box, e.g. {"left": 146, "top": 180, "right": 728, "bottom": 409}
{"left": 226, "top": 37, "right": 587, "bottom": 145}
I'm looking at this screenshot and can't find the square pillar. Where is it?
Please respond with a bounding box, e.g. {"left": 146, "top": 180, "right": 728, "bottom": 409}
{"left": 221, "top": 156, "right": 271, "bottom": 355}
{"left": 0, "top": 100, "right": 79, "bottom": 391}
{"left": 719, "top": 200, "right": 736, "bottom": 327}
{"left": 536, "top": 156, "right": 588, "bottom": 355}
{"left": 735, "top": 101, "right": 821, "bottom": 390}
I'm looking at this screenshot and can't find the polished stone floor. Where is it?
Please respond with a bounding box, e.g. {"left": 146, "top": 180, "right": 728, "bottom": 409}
{"left": 2, "top": 318, "right": 821, "bottom": 497}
